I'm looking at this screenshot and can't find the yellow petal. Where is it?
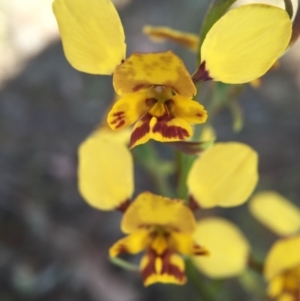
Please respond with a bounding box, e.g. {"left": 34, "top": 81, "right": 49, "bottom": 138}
{"left": 249, "top": 191, "right": 300, "bottom": 236}
{"left": 113, "top": 51, "right": 196, "bottom": 97}
{"left": 267, "top": 274, "right": 284, "bottom": 298}
{"left": 143, "top": 25, "right": 199, "bottom": 51}
{"left": 264, "top": 235, "right": 300, "bottom": 281}
{"left": 78, "top": 130, "right": 134, "bottom": 210}
{"left": 169, "top": 232, "right": 209, "bottom": 256}
{"left": 187, "top": 142, "right": 258, "bottom": 208}
{"left": 192, "top": 217, "right": 250, "bottom": 278}
{"left": 169, "top": 94, "right": 207, "bottom": 124}
{"left": 121, "top": 191, "right": 196, "bottom": 234}
{"left": 279, "top": 293, "right": 295, "bottom": 301}
{"left": 109, "top": 229, "right": 150, "bottom": 257}
{"left": 150, "top": 234, "right": 169, "bottom": 255}
{"left": 95, "top": 126, "right": 131, "bottom": 146}
{"left": 52, "top": 0, "right": 126, "bottom": 74}
{"left": 107, "top": 91, "right": 151, "bottom": 130}
{"left": 201, "top": 4, "right": 292, "bottom": 83}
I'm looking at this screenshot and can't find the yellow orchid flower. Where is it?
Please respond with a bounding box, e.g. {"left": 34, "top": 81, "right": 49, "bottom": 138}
{"left": 53, "top": 0, "right": 291, "bottom": 148}
{"left": 264, "top": 235, "right": 300, "bottom": 301}
{"left": 78, "top": 139, "right": 258, "bottom": 284}
{"left": 52, "top": 0, "right": 207, "bottom": 148}
{"left": 109, "top": 191, "right": 208, "bottom": 286}
{"left": 108, "top": 51, "right": 207, "bottom": 148}
{"left": 249, "top": 192, "right": 300, "bottom": 300}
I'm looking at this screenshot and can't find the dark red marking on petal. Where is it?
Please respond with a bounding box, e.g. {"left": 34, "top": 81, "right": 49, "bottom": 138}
{"left": 145, "top": 98, "right": 157, "bottom": 107}
{"left": 164, "top": 99, "right": 174, "bottom": 113}
{"left": 110, "top": 111, "right": 126, "bottom": 129}
{"left": 114, "top": 244, "right": 128, "bottom": 256}
{"left": 161, "top": 250, "right": 186, "bottom": 282}
{"left": 152, "top": 116, "right": 189, "bottom": 140}
{"left": 141, "top": 250, "right": 156, "bottom": 282}
{"left": 192, "top": 61, "right": 212, "bottom": 84}
{"left": 188, "top": 195, "right": 201, "bottom": 211}
{"left": 130, "top": 114, "right": 152, "bottom": 148}
{"left": 247, "top": 256, "right": 263, "bottom": 273}
{"left": 115, "top": 199, "right": 131, "bottom": 213}
{"left": 141, "top": 249, "right": 186, "bottom": 284}
{"left": 196, "top": 112, "right": 204, "bottom": 117}
{"left": 193, "top": 244, "right": 209, "bottom": 256}
{"left": 116, "top": 120, "right": 125, "bottom": 128}
{"left": 113, "top": 111, "right": 124, "bottom": 117}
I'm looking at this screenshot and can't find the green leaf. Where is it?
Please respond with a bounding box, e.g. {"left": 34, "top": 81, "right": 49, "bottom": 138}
{"left": 198, "top": 0, "right": 238, "bottom": 62}
{"left": 284, "top": 0, "right": 293, "bottom": 19}
{"left": 176, "top": 152, "right": 196, "bottom": 200}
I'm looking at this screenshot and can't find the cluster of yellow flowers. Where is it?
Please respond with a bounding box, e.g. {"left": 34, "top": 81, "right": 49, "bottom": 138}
{"left": 52, "top": 0, "right": 300, "bottom": 298}
{"left": 78, "top": 130, "right": 257, "bottom": 285}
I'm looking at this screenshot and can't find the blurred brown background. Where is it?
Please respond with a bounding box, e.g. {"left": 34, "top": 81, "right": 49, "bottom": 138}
{"left": 1, "top": 0, "right": 300, "bottom": 300}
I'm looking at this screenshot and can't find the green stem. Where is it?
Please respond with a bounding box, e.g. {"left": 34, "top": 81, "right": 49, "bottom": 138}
{"left": 132, "top": 143, "right": 174, "bottom": 197}
{"left": 176, "top": 152, "right": 196, "bottom": 201}
{"left": 110, "top": 257, "right": 140, "bottom": 272}
{"left": 185, "top": 258, "right": 216, "bottom": 301}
